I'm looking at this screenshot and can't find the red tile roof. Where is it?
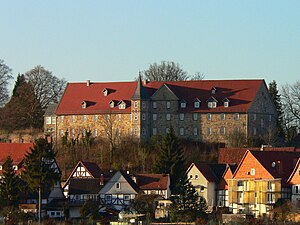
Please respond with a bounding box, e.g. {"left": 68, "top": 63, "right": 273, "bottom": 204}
{"left": 135, "top": 174, "right": 169, "bottom": 190}
{"left": 218, "top": 147, "right": 300, "bottom": 164}
{"left": 56, "top": 79, "right": 265, "bottom": 115}
{"left": 0, "top": 143, "right": 33, "bottom": 164}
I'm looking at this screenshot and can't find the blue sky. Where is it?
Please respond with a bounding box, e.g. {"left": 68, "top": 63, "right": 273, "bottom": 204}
{"left": 1, "top": 0, "right": 299, "bottom": 88}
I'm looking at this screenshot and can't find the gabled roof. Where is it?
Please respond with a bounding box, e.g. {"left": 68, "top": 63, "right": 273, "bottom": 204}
{"left": 135, "top": 174, "right": 169, "bottom": 190}
{"left": 0, "top": 143, "right": 33, "bottom": 164}
{"left": 56, "top": 79, "right": 265, "bottom": 115}
{"left": 188, "top": 163, "right": 227, "bottom": 183}
{"left": 206, "top": 96, "right": 218, "bottom": 102}
{"left": 120, "top": 171, "right": 140, "bottom": 193}
{"left": 287, "top": 158, "right": 300, "bottom": 184}
{"left": 64, "top": 161, "right": 103, "bottom": 187}
{"left": 233, "top": 150, "right": 300, "bottom": 186}
{"left": 69, "top": 178, "right": 102, "bottom": 195}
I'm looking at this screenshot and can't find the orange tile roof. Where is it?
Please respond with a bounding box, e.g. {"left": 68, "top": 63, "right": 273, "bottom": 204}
{"left": 135, "top": 174, "right": 169, "bottom": 190}
{"left": 56, "top": 79, "right": 264, "bottom": 115}
{"left": 0, "top": 143, "right": 33, "bottom": 164}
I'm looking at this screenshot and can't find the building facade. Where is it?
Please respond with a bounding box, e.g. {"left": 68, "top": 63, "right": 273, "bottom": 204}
{"left": 45, "top": 78, "right": 276, "bottom": 144}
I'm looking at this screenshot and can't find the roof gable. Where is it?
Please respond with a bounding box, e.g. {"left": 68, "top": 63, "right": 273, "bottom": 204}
{"left": 287, "top": 158, "right": 300, "bottom": 185}
{"left": 99, "top": 171, "right": 139, "bottom": 195}
{"left": 151, "top": 84, "right": 179, "bottom": 101}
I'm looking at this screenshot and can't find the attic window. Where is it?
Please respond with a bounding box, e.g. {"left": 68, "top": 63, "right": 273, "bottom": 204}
{"left": 272, "top": 162, "right": 276, "bottom": 168}
{"left": 180, "top": 100, "right": 187, "bottom": 108}
{"left": 207, "top": 96, "right": 218, "bottom": 108}
{"left": 194, "top": 99, "right": 201, "bottom": 108}
{"left": 223, "top": 98, "right": 230, "bottom": 108}
{"left": 211, "top": 87, "right": 217, "bottom": 94}
{"left": 103, "top": 88, "right": 109, "bottom": 96}
{"left": 82, "top": 101, "right": 87, "bottom": 109}
{"left": 109, "top": 101, "right": 115, "bottom": 108}
{"left": 13, "top": 165, "right": 18, "bottom": 170}
{"left": 116, "top": 182, "right": 121, "bottom": 189}
{"left": 118, "top": 101, "right": 126, "bottom": 109}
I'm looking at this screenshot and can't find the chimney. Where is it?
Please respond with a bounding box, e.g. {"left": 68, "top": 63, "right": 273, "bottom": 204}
{"left": 86, "top": 80, "right": 90, "bottom": 86}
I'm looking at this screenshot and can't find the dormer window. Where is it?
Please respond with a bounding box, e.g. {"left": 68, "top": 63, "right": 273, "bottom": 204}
{"left": 180, "top": 100, "right": 187, "bottom": 108}
{"left": 207, "top": 96, "right": 218, "bottom": 108}
{"left": 223, "top": 98, "right": 230, "bottom": 108}
{"left": 118, "top": 100, "right": 126, "bottom": 109}
{"left": 82, "top": 101, "right": 87, "bottom": 109}
{"left": 211, "top": 87, "right": 217, "bottom": 94}
{"left": 194, "top": 98, "right": 201, "bottom": 108}
{"left": 109, "top": 100, "right": 116, "bottom": 108}
{"left": 103, "top": 88, "right": 108, "bottom": 96}
{"left": 13, "top": 165, "right": 18, "bottom": 170}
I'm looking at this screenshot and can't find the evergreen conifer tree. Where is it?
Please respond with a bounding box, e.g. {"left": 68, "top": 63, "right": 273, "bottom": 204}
{"left": 154, "top": 127, "right": 186, "bottom": 194}
{"left": 0, "top": 156, "right": 21, "bottom": 207}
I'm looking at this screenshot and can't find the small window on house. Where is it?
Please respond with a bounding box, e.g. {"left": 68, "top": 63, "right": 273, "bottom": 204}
{"left": 224, "top": 102, "right": 229, "bottom": 108}
{"left": 207, "top": 113, "right": 212, "bottom": 121}
{"left": 194, "top": 101, "right": 200, "bottom": 108}
{"left": 179, "top": 127, "right": 184, "bottom": 136}
{"left": 105, "top": 195, "right": 112, "bottom": 201}
{"left": 142, "top": 128, "right": 146, "bottom": 135}
{"left": 269, "top": 115, "right": 272, "bottom": 122}
{"left": 82, "top": 129, "right": 86, "bottom": 137}
{"left": 142, "top": 102, "right": 146, "bottom": 108}
{"left": 193, "top": 113, "right": 198, "bottom": 121}
{"left": 119, "top": 102, "right": 126, "bottom": 109}
{"left": 220, "top": 113, "right": 225, "bottom": 120}
{"left": 152, "top": 101, "right": 157, "bottom": 109}
{"left": 207, "top": 128, "right": 212, "bottom": 135}
{"left": 261, "top": 119, "right": 264, "bottom": 128}
{"left": 166, "top": 101, "right": 171, "bottom": 109}
{"left": 253, "top": 114, "right": 257, "bottom": 121}
{"left": 295, "top": 186, "right": 299, "bottom": 194}
{"left": 234, "top": 113, "right": 240, "bottom": 120}
{"left": 83, "top": 115, "right": 87, "bottom": 122}
{"left": 134, "top": 128, "right": 138, "bottom": 135}
{"left": 153, "top": 114, "right": 157, "bottom": 121}
{"left": 208, "top": 101, "right": 217, "bottom": 108}
{"left": 211, "top": 87, "right": 216, "bottom": 94}
{"left": 200, "top": 186, "right": 205, "bottom": 192}
{"left": 46, "top": 117, "right": 51, "bottom": 125}
{"left": 103, "top": 89, "right": 108, "bottom": 96}
{"left": 51, "top": 117, "right": 56, "bottom": 124}
{"left": 134, "top": 113, "right": 138, "bottom": 120}
{"left": 94, "top": 129, "right": 98, "bottom": 137}
{"left": 237, "top": 181, "right": 244, "bottom": 186}
{"left": 59, "top": 129, "right": 64, "bottom": 137}
{"left": 13, "top": 165, "right": 18, "bottom": 170}
{"left": 166, "top": 128, "right": 170, "bottom": 134}
{"left": 153, "top": 128, "right": 157, "bottom": 135}
{"left": 142, "top": 113, "right": 146, "bottom": 120}
{"left": 116, "top": 183, "right": 121, "bottom": 189}
{"left": 220, "top": 127, "right": 226, "bottom": 135}
{"left": 94, "top": 115, "right": 98, "bottom": 122}
{"left": 166, "top": 114, "right": 171, "bottom": 121}
{"left": 134, "top": 101, "right": 138, "bottom": 108}
{"left": 124, "top": 195, "right": 130, "bottom": 201}
{"left": 250, "top": 168, "right": 255, "bottom": 175}
{"left": 189, "top": 175, "right": 193, "bottom": 179}
{"left": 180, "top": 102, "right": 186, "bottom": 108}
{"left": 193, "top": 128, "right": 198, "bottom": 136}
{"left": 110, "top": 101, "right": 115, "bottom": 108}
{"left": 118, "top": 114, "right": 121, "bottom": 120}
{"left": 82, "top": 101, "right": 87, "bottom": 109}
{"left": 253, "top": 127, "right": 257, "bottom": 135}
{"left": 195, "top": 174, "right": 198, "bottom": 179}
{"left": 179, "top": 113, "right": 184, "bottom": 121}
{"left": 59, "top": 116, "right": 64, "bottom": 123}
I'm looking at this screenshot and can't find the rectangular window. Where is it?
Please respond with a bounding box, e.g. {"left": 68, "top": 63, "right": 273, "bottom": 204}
{"left": 194, "top": 101, "right": 200, "bottom": 108}
{"left": 142, "top": 128, "right": 146, "bottom": 135}
{"left": 207, "top": 128, "right": 212, "bottom": 135}
{"left": 152, "top": 128, "right": 157, "bottom": 135}
{"left": 253, "top": 113, "right": 256, "bottom": 121}
{"left": 207, "top": 113, "right": 212, "bottom": 121}
{"left": 71, "top": 129, "right": 75, "bottom": 137}
{"left": 208, "top": 102, "right": 217, "bottom": 108}
{"left": 152, "top": 102, "right": 157, "bottom": 109}
{"left": 166, "top": 101, "right": 171, "bottom": 109}
{"left": 51, "top": 116, "right": 56, "bottom": 124}
{"left": 269, "top": 115, "right": 272, "bottom": 122}
{"left": 124, "top": 195, "right": 130, "bottom": 201}
{"left": 118, "top": 114, "right": 121, "bottom": 120}
{"left": 82, "top": 129, "right": 86, "bottom": 137}
{"left": 116, "top": 183, "right": 121, "bottom": 189}
{"left": 94, "top": 129, "right": 98, "bottom": 137}
{"left": 71, "top": 115, "right": 76, "bottom": 123}
{"left": 220, "top": 127, "right": 225, "bottom": 135}
{"left": 237, "top": 181, "right": 244, "bottom": 186}
{"left": 94, "top": 115, "right": 98, "bottom": 122}
{"left": 142, "top": 102, "right": 146, "bottom": 108}
{"left": 234, "top": 113, "right": 240, "bottom": 120}
{"left": 166, "top": 114, "right": 171, "bottom": 121}
{"left": 250, "top": 168, "right": 255, "bottom": 175}
{"left": 153, "top": 114, "right": 157, "bottom": 121}
{"left": 179, "top": 113, "right": 184, "bottom": 121}
{"left": 59, "top": 129, "right": 64, "bottom": 137}
{"left": 134, "top": 101, "right": 138, "bottom": 108}
{"left": 193, "top": 113, "right": 198, "bottom": 121}
{"left": 194, "top": 128, "right": 198, "bottom": 136}
{"left": 253, "top": 127, "right": 257, "bottom": 135}
{"left": 46, "top": 117, "right": 51, "bottom": 125}
{"left": 295, "top": 186, "right": 299, "bottom": 194}
{"left": 134, "top": 128, "right": 138, "bottom": 135}
{"left": 180, "top": 102, "right": 186, "bottom": 108}
{"left": 189, "top": 174, "right": 193, "bottom": 179}
{"left": 83, "top": 115, "right": 87, "bottom": 122}
{"left": 224, "top": 102, "right": 229, "bottom": 108}
{"left": 142, "top": 113, "right": 146, "bottom": 120}
{"left": 220, "top": 113, "right": 225, "bottom": 120}
{"left": 60, "top": 116, "right": 64, "bottom": 123}
{"left": 179, "top": 127, "right": 184, "bottom": 136}
{"left": 134, "top": 113, "right": 138, "bottom": 120}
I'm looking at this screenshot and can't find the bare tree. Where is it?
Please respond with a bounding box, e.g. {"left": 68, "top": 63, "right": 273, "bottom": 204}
{"left": 25, "top": 65, "right": 66, "bottom": 110}
{"left": 0, "top": 59, "right": 13, "bottom": 106}
{"left": 143, "top": 61, "right": 189, "bottom": 81}
{"left": 281, "top": 81, "right": 300, "bottom": 142}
